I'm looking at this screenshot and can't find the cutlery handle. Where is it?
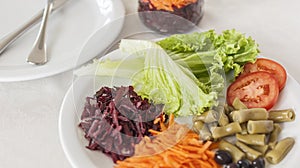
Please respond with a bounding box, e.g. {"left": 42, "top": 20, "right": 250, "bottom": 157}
{"left": 0, "top": 10, "right": 44, "bottom": 55}
{"left": 27, "top": 2, "right": 53, "bottom": 65}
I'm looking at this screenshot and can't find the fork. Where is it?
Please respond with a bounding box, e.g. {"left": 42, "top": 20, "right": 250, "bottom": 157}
{"left": 27, "top": 0, "right": 54, "bottom": 65}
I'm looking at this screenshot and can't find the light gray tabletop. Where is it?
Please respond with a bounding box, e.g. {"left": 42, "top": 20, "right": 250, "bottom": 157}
{"left": 0, "top": 0, "right": 299, "bottom": 167}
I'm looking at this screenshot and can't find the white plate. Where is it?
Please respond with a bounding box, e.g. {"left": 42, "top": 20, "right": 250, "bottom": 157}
{"left": 59, "top": 50, "right": 300, "bottom": 168}
{"left": 0, "top": 0, "right": 125, "bottom": 82}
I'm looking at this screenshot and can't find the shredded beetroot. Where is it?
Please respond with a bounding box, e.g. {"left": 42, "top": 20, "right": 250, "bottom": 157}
{"left": 79, "top": 86, "right": 164, "bottom": 163}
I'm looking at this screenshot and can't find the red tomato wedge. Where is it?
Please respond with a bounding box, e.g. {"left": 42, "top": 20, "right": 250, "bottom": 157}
{"left": 227, "top": 71, "right": 279, "bottom": 110}
{"left": 242, "top": 58, "right": 287, "bottom": 91}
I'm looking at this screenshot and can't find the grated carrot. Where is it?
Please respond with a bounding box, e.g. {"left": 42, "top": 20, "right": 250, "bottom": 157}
{"left": 168, "top": 114, "right": 175, "bottom": 126}
{"left": 143, "top": 0, "right": 197, "bottom": 11}
{"left": 148, "top": 129, "right": 161, "bottom": 135}
{"left": 114, "top": 114, "right": 220, "bottom": 168}
{"left": 153, "top": 117, "right": 161, "bottom": 124}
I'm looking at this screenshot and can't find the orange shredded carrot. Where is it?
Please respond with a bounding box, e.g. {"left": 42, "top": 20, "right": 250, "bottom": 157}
{"left": 153, "top": 117, "right": 161, "bottom": 124}
{"left": 208, "top": 141, "right": 220, "bottom": 150}
{"left": 205, "top": 150, "right": 215, "bottom": 158}
{"left": 148, "top": 129, "right": 161, "bottom": 135}
{"left": 168, "top": 114, "right": 175, "bottom": 126}
{"left": 143, "top": 0, "right": 197, "bottom": 11}
{"left": 188, "top": 161, "right": 197, "bottom": 168}
{"left": 159, "top": 121, "right": 167, "bottom": 131}
{"left": 114, "top": 114, "right": 220, "bottom": 168}
{"left": 201, "top": 153, "right": 208, "bottom": 160}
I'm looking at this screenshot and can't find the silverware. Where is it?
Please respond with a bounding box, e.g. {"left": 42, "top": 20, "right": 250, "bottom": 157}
{"left": 0, "top": 0, "right": 69, "bottom": 55}
{"left": 27, "top": 0, "right": 54, "bottom": 65}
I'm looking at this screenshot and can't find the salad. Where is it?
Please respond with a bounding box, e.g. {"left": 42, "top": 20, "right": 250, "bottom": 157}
{"left": 75, "top": 29, "right": 295, "bottom": 168}
{"left": 76, "top": 29, "right": 259, "bottom": 116}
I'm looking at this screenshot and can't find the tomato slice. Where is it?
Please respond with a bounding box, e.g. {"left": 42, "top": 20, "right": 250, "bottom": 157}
{"left": 227, "top": 71, "right": 279, "bottom": 110}
{"left": 242, "top": 58, "right": 287, "bottom": 91}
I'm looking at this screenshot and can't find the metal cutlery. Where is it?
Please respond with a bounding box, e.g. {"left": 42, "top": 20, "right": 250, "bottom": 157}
{"left": 27, "top": 0, "right": 54, "bottom": 65}
{"left": 0, "top": 0, "right": 69, "bottom": 55}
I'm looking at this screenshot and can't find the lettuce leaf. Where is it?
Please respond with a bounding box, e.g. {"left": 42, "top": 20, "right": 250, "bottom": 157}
{"left": 119, "top": 39, "right": 217, "bottom": 116}
{"left": 157, "top": 29, "right": 259, "bottom": 78}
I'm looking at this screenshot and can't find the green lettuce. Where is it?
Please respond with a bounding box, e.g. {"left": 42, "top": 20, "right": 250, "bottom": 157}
{"left": 120, "top": 40, "right": 218, "bottom": 116}
{"left": 157, "top": 29, "right": 259, "bottom": 78}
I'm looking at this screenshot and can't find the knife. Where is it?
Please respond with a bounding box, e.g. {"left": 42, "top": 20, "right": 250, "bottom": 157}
{"left": 0, "top": 0, "right": 70, "bottom": 55}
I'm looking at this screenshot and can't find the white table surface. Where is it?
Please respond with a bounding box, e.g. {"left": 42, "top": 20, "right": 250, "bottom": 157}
{"left": 1, "top": 0, "right": 300, "bottom": 167}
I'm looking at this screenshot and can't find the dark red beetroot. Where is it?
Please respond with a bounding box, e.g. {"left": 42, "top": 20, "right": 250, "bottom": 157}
{"left": 138, "top": 0, "right": 204, "bottom": 34}
{"left": 79, "top": 86, "right": 164, "bottom": 163}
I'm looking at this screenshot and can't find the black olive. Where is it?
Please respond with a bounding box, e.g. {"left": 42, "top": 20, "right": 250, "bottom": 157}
{"left": 225, "top": 163, "right": 240, "bottom": 168}
{"left": 252, "top": 157, "right": 265, "bottom": 168}
{"left": 214, "top": 150, "right": 233, "bottom": 165}
{"left": 237, "top": 159, "right": 251, "bottom": 168}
